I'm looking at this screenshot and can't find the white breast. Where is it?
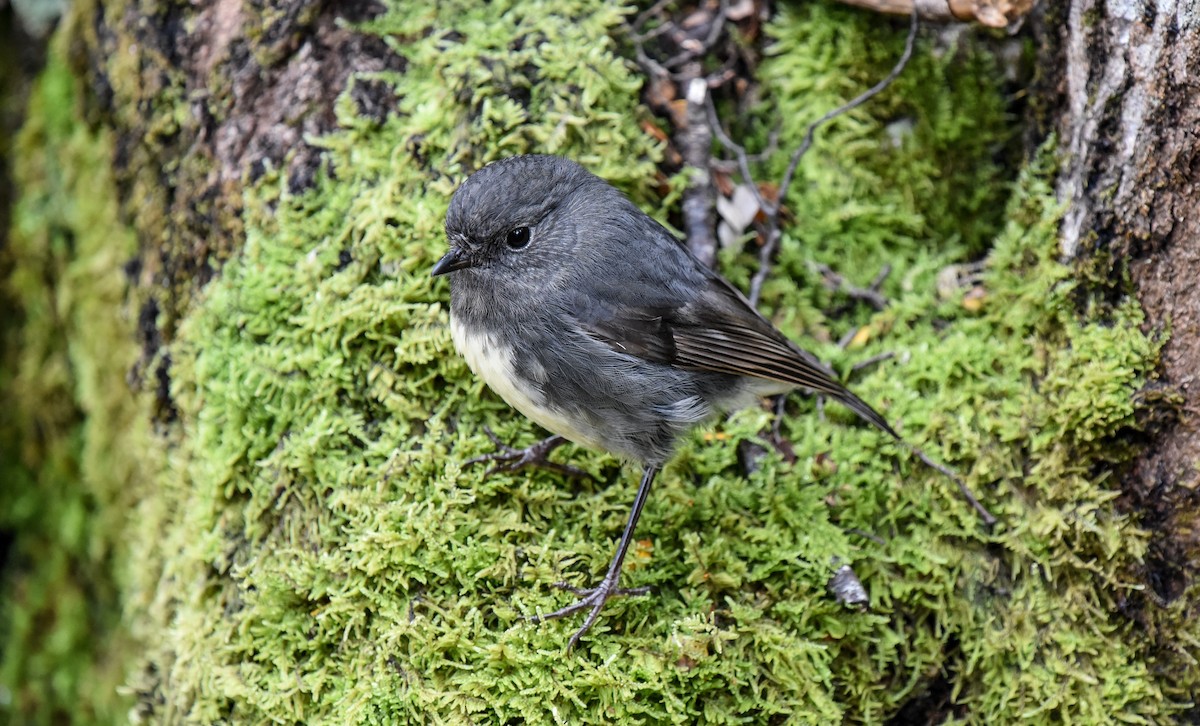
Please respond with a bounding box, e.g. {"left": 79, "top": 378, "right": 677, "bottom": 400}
{"left": 450, "top": 316, "right": 602, "bottom": 450}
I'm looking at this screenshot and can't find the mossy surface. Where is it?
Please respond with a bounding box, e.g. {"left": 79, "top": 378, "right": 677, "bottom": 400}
{"left": 0, "top": 40, "right": 154, "bottom": 723}
{"left": 3, "top": 0, "right": 1195, "bottom": 723}
{"left": 141, "top": 2, "right": 1189, "bottom": 722}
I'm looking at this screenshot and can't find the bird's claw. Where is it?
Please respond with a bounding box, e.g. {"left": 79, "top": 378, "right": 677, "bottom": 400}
{"left": 464, "top": 427, "right": 592, "bottom": 480}
{"left": 530, "top": 577, "right": 652, "bottom": 650}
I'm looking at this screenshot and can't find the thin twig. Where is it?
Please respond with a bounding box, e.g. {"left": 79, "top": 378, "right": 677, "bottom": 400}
{"left": 709, "top": 125, "right": 781, "bottom": 171}
{"left": 630, "top": 0, "right": 677, "bottom": 80}
{"left": 851, "top": 351, "right": 895, "bottom": 372}
{"left": 631, "top": 0, "right": 734, "bottom": 82}
{"left": 630, "top": 0, "right": 674, "bottom": 36}
{"left": 660, "top": 0, "right": 730, "bottom": 71}
{"left": 776, "top": 12, "right": 919, "bottom": 215}
{"left": 847, "top": 528, "right": 887, "bottom": 546}
{"left": 746, "top": 227, "right": 779, "bottom": 306}
{"left": 705, "top": 13, "right": 919, "bottom": 305}
{"left": 907, "top": 444, "right": 997, "bottom": 526}
{"left": 705, "top": 96, "right": 768, "bottom": 212}
{"left": 815, "top": 261, "right": 891, "bottom": 310}
{"left": 634, "top": 39, "right": 671, "bottom": 80}
{"left": 770, "top": 393, "right": 787, "bottom": 441}
{"left": 868, "top": 264, "right": 892, "bottom": 291}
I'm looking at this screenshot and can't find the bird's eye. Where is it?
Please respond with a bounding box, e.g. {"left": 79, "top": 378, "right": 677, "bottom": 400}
{"left": 505, "top": 226, "right": 531, "bottom": 250}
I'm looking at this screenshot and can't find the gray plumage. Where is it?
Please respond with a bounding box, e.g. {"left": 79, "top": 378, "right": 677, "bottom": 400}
{"left": 433, "top": 154, "right": 918, "bottom": 649}
{"left": 439, "top": 154, "right": 898, "bottom": 467}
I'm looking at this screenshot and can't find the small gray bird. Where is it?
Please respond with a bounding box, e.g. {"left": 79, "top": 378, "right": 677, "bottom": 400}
{"left": 433, "top": 154, "right": 987, "bottom": 649}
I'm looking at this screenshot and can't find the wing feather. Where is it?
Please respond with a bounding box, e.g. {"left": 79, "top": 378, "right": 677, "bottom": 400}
{"left": 573, "top": 270, "right": 899, "bottom": 439}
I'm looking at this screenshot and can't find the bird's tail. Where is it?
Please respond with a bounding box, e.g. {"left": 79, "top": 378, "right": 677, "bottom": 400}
{"left": 833, "top": 388, "right": 900, "bottom": 441}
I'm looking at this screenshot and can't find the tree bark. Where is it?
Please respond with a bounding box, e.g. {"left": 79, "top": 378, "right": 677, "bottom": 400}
{"left": 74, "top": 0, "right": 402, "bottom": 414}
{"left": 1039, "top": 0, "right": 1200, "bottom": 603}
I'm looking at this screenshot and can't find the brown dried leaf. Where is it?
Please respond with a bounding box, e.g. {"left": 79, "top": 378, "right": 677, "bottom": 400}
{"left": 645, "top": 74, "right": 677, "bottom": 111}
{"left": 641, "top": 119, "right": 670, "bottom": 144}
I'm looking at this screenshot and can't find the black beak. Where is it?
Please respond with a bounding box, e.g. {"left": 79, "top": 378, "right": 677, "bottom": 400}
{"left": 431, "top": 247, "right": 473, "bottom": 277}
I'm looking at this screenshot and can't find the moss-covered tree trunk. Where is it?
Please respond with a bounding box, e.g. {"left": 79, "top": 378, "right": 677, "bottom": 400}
{"left": 1037, "top": 0, "right": 1200, "bottom": 607}
{"left": 2, "top": 0, "right": 1198, "bottom": 723}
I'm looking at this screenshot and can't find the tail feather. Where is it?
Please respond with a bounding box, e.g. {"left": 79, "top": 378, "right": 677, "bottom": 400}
{"left": 834, "top": 389, "right": 900, "bottom": 441}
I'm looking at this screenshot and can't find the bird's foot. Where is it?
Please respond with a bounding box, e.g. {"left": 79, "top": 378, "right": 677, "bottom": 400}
{"left": 531, "top": 576, "right": 651, "bottom": 650}
{"left": 464, "top": 427, "right": 591, "bottom": 480}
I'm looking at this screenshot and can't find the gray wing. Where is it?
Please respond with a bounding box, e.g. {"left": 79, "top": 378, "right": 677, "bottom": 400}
{"left": 572, "top": 261, "right": 899, "bottom": 440}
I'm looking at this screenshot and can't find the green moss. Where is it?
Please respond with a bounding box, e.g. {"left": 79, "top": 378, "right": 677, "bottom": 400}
{"left": 6, "top": 0, "right": 1192, "bottom": 723}
{"left": 0, "top": 37, "right": 155, "bottom": 724}
{"left": 144, "top": 1, "right": 1186, "bottom": 721}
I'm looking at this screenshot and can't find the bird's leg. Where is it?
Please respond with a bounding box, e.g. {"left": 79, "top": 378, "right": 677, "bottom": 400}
{"left": 463, "top": 427, "right": 591, "bottom": 480}
{"left": 531, "top": 465, "right": 659, "bottom": 650}
{"left": 770, "top": 394, "right": 788, "bottom": 442}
